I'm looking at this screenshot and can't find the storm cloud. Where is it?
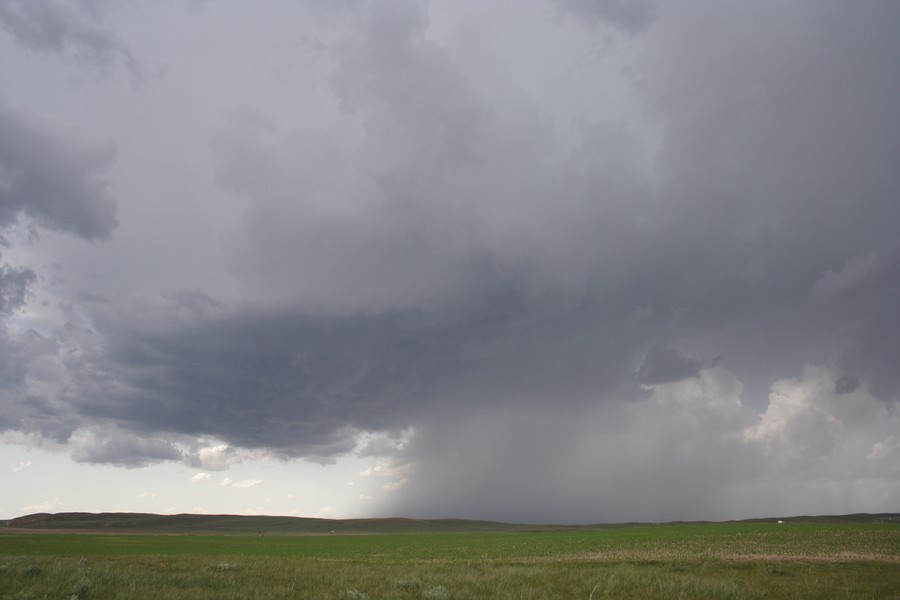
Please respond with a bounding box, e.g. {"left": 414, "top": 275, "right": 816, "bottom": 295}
{"left": 0, "top": 100, "right": 118, "bottom": 240}
{"left": 1, "top": 0, "right": 898, "bottom": 522}
{"left": 0, "top": 265, "right": 35, "bottom": 314}
{"left": 0, "top": 0, "right": 139, "bottom": 76}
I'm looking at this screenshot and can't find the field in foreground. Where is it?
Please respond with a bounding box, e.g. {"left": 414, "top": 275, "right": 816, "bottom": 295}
{"left": 2, "top": 521, "right": 899, "bottom": 599}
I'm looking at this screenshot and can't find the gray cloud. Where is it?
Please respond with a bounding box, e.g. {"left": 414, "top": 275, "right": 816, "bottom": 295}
{"left": 0, "top": 264, "right": 35, "bottom": 313}
{"left": 0, "top": 0, "right": 140, "bottom": 77}
{"left": 57, "top": 293, "right": 639, "bottom": 461}
{"left": 637, "top": 344, "right": 703, "bottom": 385}
{"left": 71, "top": 430, "right": 182, "bottom": 468}
{"left": 214, "top": 1, "right": 653, "bottom": 318}
{"left": 0, "top": 100, "right": 119, "bottom": 240}
{"left": 390, "top": 368, "right": 762, "bottom": 523}
{"left": 834, "top": 375, "right": 860, "bottom": 396}
{"left": 212, "top": 1, "right": 499, "bottom": 315}
{"left": 1, "top": 0, "right": 898, "bottom": 521}
{"left": 0, "top": 327, "right": 77, "bottom": 443}
{"left": 818, "top": 245, "right": 900, "bottom": 403}
{"left": 555, "top": 0, "right": 657, "bottom": 34}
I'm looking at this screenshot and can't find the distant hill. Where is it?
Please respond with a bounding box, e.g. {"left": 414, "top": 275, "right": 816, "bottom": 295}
{"left": 2, "top": 512, "right": 898, "bottom": 534}
{"left": 0, "top": 512, "right": 557, "bottom": 534}
{"left": 738, "top": 513, "right": 900, "bottom": 525}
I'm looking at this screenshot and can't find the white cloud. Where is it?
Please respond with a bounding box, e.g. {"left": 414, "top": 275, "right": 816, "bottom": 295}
{"left": 231, "top": 479, "right": 262, "bottom": 489}
{"left": 383, "top": 478, "right": 408, "bottom": 492}
{"left": 22, "top": 498, "right": 60, "bottom": 512}
{"left": 359, "top": 457, "right": 413, "bottom": 496}
{"left": 359, "top": 458, "right": 411, "bottom": 479}
{"left": 187, "top": 443, "right": 235, "bottom": 471}
{"left": 744, "top": 374, "right": 842, "bottom": 464}
{"left": 744, "top": 365, "right": 900, "bottom": 478}
{"left": 220, "top": 477, "right": 262, "bottom": 489}
{"left": 191, "top": 472, "right": 211, "bottom": 482}
{"left": 12, "top": 459, "right": 31, "bottom": 472}
{"left": 867, "top": 437, "right": 899, "bottom": 462}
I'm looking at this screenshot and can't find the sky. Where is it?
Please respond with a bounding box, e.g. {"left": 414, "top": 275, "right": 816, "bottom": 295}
{"left": 1, "top": 0, "right": 898, "bottom": 524}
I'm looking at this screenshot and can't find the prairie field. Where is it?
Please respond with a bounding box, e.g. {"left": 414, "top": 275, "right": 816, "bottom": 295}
{"left": 2, "top": 520, "right": 899, "bottom": 599}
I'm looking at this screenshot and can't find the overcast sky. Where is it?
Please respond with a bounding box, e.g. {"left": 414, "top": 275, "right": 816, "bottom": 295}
{"left": 1, "top": 0, "right": 898, "bottom": 523}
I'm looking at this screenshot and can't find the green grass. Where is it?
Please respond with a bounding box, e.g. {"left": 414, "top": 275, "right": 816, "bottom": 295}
{"left": 2, "top": 521, "right": 898, "bottom": 599}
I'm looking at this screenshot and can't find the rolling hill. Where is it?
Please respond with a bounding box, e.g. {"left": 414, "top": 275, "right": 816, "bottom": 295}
{"left": 2, "top": 512, "right": 897, "bottom": 534}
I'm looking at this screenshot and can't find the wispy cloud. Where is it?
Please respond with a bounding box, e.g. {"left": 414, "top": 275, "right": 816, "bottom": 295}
{"left": 12, "top": 459, "right": 32, "bottom": 473}
{"left": 22, "top": 498, "right": 60, "bottom": 513}
{"left": 219, "top": 478, "right": 262, "bottom": 489}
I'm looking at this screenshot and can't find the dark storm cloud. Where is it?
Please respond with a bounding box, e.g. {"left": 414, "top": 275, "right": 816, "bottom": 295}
{"left": 0, "top": 327, "right": 78, "bottom": 443}
{"left": 74, "top": 307, "right": 430, "bottom": 458}
{"left": 0, "top": 0, "right": 140, "bottom": 76}
{"left": 0, "top": 76, "right": 119, "bottom": 454}
{"left": 615, "top": 0, "right": 900, "bottom": 405}
{"left": 60, "top": 292, "right": 645, "bottom": 462}
{"left": 637, "top": 344, "right": 703, "bottom": 385}
{"left": 388, "top": 367, "right": 762, "bottom": 524}
{"left": 813, "top": 244, "right": 900, "bottom": 402}
{"left": 51, "top": 0, "right": 900, "bottom": 464}
{"left": 72, "top": 431, "right": 182, "bottom": 468}
{"left": 834, "top": 375, "right": 860, "bottom": 397}
{"left": 0, "top": 100, "right": 119, "bottom": 240}
{"left": 2, "top": 0, "right": 899, "bottom": 521}
{"left": 379, "top": 0, "right": 899, "bottom": 520}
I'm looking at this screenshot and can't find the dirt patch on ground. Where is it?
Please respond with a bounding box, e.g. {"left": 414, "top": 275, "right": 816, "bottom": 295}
{"left": 716, "top": 552, "right": 900, "bottom": 563}
{"left": 560, "top": 551, "right": 900, "bottom": 563}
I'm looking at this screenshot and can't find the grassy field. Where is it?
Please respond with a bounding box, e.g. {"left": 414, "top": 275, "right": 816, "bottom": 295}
{"left": 2, "top": 520, "right": 899, "bottom": 599}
